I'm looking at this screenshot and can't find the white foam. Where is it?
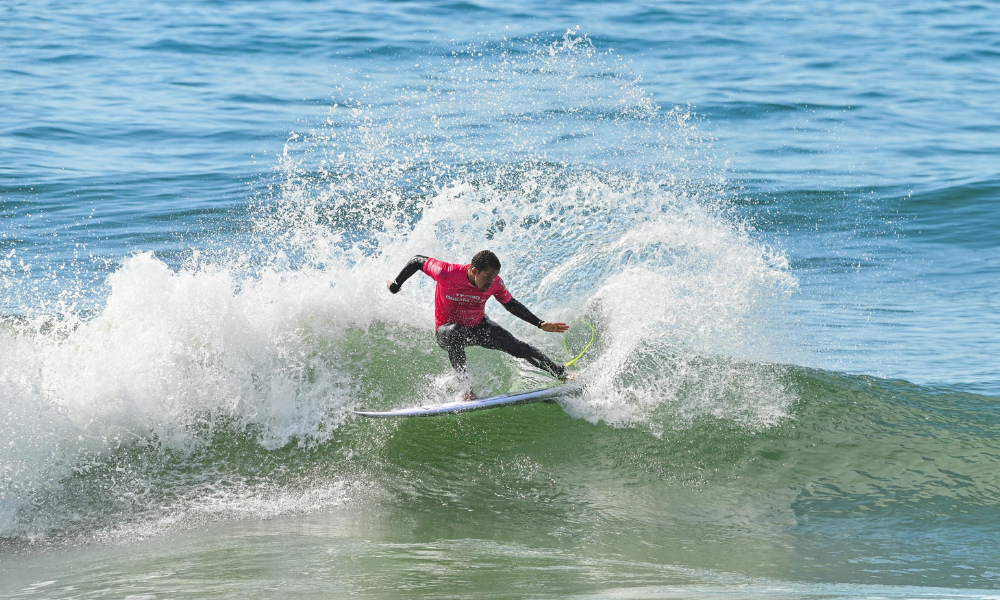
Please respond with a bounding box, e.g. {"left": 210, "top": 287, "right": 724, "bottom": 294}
{"left": 0, "top": 252, "right": 371, "bottom": 536}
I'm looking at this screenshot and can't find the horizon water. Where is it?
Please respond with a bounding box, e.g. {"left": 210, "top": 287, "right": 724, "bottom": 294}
{"left": 2, "top": 1, "right": 1000, "bottom": 598}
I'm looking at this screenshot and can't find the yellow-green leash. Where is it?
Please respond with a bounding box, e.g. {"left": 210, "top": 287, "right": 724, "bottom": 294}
{"left": 563, "top": 320, "right": 595, "bottom": 368}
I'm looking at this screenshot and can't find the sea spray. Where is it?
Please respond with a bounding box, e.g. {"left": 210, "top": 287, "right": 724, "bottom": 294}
{"left": 265, "top": 31, "right": 799, "bottom": 432}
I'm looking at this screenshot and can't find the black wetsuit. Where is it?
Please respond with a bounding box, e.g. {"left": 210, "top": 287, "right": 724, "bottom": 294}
{"left": 389, "top": 255, "right": 566, "bottom": 378}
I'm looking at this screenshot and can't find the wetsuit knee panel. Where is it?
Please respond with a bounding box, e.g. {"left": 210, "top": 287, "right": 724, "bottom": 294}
{"left": 512, "top": 340, "right": 538, "bottom": 359}
{"left": 435, "top": 323, "right": 463, "bottom": 350}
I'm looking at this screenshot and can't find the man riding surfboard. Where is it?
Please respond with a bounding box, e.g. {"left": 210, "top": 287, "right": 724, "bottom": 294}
{"left": 387, "top": 250, "right": 571, "bottom": 399}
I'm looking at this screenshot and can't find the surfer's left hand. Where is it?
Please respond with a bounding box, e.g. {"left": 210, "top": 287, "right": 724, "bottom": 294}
{"left": 540, "top": 322, "right": 569, "bottom": 333}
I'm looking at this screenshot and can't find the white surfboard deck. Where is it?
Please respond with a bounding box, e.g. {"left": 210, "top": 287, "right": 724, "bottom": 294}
{"left": 353, "top": 384, "right": 577, "bottom": 418}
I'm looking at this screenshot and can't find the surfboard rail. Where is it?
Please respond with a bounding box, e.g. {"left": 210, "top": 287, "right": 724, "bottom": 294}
{"left": 353, "top": 384, "right": 578, "bottom": 418}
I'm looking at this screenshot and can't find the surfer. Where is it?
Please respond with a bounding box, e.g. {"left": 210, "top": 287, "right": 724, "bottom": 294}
{"left": 387, "top": 250, "right": 571, "bottom": 399}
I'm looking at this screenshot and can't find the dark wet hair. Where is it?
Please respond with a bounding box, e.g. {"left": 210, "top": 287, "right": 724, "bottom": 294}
{"left": 471, "top": 250, "right": 501, "bottom": 272}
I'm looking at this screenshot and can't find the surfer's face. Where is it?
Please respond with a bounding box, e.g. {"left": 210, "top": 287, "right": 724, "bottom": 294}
{"left": 470, "top": 267, "right": 500, "bottom": 291}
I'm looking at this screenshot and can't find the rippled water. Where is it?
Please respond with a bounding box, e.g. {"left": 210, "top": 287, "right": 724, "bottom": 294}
{"left": 2, "top": 1, "right": 999, "bottom": 598}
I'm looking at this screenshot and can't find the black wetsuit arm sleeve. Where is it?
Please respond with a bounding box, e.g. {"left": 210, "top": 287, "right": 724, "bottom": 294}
{"left": 501, "top": 297, "right": 544, "bottom": 328}
{"left": 388, "top": 255, "right": 427, "bottom": 293}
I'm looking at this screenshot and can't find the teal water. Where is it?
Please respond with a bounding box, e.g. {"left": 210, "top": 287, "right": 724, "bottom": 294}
{"left": 2, "top": 1, "right": 999, "bottom": 597}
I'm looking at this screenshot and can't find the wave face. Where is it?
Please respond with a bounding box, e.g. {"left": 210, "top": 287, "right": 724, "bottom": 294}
{"left": 1, "top": 31, "right": 796, "bottom": 541}
{"left": 2, "top": 6, "right": 1000, "bottom": 595}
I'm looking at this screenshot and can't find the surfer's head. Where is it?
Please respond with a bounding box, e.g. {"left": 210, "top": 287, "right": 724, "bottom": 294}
{"left": 469, "top": 250, "right": 501, "bottom": 291}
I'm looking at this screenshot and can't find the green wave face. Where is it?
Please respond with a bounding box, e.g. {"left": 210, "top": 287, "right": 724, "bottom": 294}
{"left": 351, "top": 365, "right": 1000, "bottom": 587}
{"left": 7, "top": 339, "right": 999, "bottom": 589}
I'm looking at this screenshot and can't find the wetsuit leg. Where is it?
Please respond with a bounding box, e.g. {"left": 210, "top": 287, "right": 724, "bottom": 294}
{"left": 436, "top": 323, "right": 472, "bottom": 373}
{"left": 470, "top": 317, "right": 566, "bottom": 378}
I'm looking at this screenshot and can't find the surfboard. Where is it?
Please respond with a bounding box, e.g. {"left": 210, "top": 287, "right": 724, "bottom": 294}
{"left": 353, "top": 384, "right": 577, "bottom": 418}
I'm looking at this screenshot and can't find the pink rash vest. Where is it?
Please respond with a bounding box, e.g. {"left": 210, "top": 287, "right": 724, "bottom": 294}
{"left": 423, "top": 257, "right": 513, "bottom": 329}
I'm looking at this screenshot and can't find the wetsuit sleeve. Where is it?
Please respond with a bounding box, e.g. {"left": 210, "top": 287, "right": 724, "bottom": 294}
{"left": 388, "top": 255, "right": 427, "bottom": 293}
{"left": 500, "top": 297, "right": 544, "bottom": 328}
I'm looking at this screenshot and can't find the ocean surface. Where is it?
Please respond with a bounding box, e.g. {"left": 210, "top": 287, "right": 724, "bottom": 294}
{"left": 2, "top": 1, "right": 999, "bottom": 597}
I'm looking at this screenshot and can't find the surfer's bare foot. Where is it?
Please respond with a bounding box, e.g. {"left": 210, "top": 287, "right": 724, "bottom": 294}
{"left": 462, "top": 391, "right": 478, "bottom": 401}
{"left": 560, "top": 372, "right": 576, "bottom": 382}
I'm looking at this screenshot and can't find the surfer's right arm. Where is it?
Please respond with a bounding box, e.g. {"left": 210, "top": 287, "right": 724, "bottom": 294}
{"left": 387, "top": 255, "right": 428, "bottom": 294}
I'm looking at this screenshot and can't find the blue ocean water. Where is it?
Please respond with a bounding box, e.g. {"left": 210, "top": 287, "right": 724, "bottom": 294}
{"left": 2, "top": 1, "right": 999, "bottom": 597}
